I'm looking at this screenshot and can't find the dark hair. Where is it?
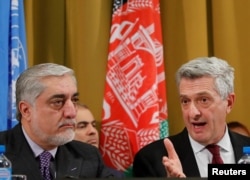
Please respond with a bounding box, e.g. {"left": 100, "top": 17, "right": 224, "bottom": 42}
{"left": 228, "top": 121, "right": 250, "bottom": 136}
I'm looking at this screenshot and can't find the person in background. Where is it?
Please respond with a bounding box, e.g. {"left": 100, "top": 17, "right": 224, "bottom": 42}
{"left": 74, "top": 103, "right": 125, "bottom": 178}
{"left": 0, "top": 63, "right": 114, "bottom": 179}
{"left": 133, "top": 57, "right": 250, "bottom": 178}
{"left": 74, "top": 103, "right": 99, "bottom": 147}
{"left": 228, "top": 121, "right": 250, "bottom": 137}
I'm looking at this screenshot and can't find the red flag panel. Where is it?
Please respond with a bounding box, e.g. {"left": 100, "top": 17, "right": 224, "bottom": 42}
{"left": 100, "top": 0, "right": 168, "bottom": 173}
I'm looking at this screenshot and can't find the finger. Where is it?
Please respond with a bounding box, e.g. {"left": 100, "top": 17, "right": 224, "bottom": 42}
{"left": 162, "top": 156, "right": 169, "bottom": 165}
{"left": 163, "top": 138, "right": 178, "bottom": 159}
{"left": 162, "top": 157, "right": 173, "bottom": 170}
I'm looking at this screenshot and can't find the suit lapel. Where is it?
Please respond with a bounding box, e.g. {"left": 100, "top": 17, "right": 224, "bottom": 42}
{"left": 55, "top": 146, "right": 82, "bottom": 179}
{"left": 5, "top": 124, "right": 42, "bottom": 179}
{"left": 229, "top": 130, "right": 249, "bottom": 162}
{"left": 171, "top": 128, "right": 200, "bottom": 177}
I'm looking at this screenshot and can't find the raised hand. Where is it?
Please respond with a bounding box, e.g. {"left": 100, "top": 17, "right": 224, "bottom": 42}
{"left": 162, "top": 138, "right": 186, "bottom": 178}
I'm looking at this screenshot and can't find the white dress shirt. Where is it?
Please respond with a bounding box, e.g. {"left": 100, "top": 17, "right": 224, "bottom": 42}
{"left": 189, "top": 127, "right": 235, "bottom": 177}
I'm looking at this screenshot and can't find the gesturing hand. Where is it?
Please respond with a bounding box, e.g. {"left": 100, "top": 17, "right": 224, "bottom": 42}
{"left": 162, "top": 138, "right": 186, "bottom": 178}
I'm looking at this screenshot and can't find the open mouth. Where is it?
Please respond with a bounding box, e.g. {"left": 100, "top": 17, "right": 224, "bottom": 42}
{"left": 193, "top": 122, "right": 206, "bottom": 127}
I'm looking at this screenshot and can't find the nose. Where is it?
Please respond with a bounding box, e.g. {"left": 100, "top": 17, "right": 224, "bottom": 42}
{"left": 87, "top": 125, "right": 97, "bottom": 135}
{"left": 63, "top": 100, "right": 77, "bottom": 119}
{"left": 188, "top": 102, "right": 201, "bottom": 119}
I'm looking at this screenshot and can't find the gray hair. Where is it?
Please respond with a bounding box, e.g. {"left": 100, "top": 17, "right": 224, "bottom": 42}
{"left": 176, "top": 57, "right": 234, "bottom": 100}
{"left": 16, "top": 63, "right": 77, "bottom": 121}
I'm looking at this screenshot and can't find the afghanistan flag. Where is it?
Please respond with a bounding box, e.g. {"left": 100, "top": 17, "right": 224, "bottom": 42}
{"left": 100, "top": 0, "right": 169, "bottom": 175}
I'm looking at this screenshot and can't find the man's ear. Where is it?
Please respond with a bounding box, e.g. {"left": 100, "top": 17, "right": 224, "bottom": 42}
{"left": 226, "top": 92, "right": 235, "bottom": 114}
{"left": 19, "top": 100, "right": 32, "bottom": 121}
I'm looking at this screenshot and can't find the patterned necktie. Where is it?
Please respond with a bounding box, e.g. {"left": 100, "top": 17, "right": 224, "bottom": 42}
{"left": 39, "top": 151, "right": 52, "bottom": 180}
{"left": 206, "top": 144, "right": 224, "bottom": 164}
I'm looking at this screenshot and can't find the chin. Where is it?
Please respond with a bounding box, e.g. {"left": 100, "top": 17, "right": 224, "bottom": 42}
{"left": 54, "top": 129, "right": 75, "bottom": 145}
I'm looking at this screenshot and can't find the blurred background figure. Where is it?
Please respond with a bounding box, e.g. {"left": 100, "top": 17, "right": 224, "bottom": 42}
{"left": 74, "top": 104, "right": 99, "bottom": 147}
{"left": 74, "top": 103, "right": 125, "bottom": 178}
{"left": 228, "top": 121, "right": 250, "bottom": 137}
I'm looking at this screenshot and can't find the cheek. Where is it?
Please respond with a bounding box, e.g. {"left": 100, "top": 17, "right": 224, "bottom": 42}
{"left": 75, "top": 130, "right": 86, "bottom": 137}
{"left": 181, "top": 109, "right": 189, "bottom": 119}
{"left": 214, "top": 103, "right": 228, "bottom": 118}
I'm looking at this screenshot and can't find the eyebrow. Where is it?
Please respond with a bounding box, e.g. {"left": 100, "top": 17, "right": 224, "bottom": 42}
{"left": 73, "top": 92, "right": 79, "bottom": 97}
{"left": 180, "top": 91, "right": 210, "bottom": 98}
{"left": 49, "top": 92, "right": 79, "bottom": 99}
{"left": 77, "top": 120, "right": 96, "bottom": 125}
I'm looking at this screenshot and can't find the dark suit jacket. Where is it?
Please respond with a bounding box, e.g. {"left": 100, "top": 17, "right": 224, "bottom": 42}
{"left": 133, "top": 128, "right": 250, "bottom": 177}
{"left": 0, "top": 124, "right": 114, "bottom": 179}
{"left": 107, "top": 167, "right": 125, "bottom": 178}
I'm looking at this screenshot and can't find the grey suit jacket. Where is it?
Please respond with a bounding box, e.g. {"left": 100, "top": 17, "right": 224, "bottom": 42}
{"left": 0, "top": 124, "right": 114, "bottom": 179}
{"left": 133, "top": 128, "right": 250, "bottom": 177}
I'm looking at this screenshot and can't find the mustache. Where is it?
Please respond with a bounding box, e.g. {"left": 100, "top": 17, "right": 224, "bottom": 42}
{"left": 58, "top": 119, "right": 76, "bottom": 127}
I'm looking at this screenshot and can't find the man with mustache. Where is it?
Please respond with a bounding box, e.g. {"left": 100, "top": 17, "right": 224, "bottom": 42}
{"left": 0, "top": 63, "right": 114, "bottom": 179}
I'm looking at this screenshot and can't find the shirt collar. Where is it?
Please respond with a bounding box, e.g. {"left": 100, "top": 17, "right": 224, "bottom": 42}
{"left": 189, "top": 126, "right": 231, "bottom": 154}
{"left": 22, "top": 126, "right": 57, "bottom": 158}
